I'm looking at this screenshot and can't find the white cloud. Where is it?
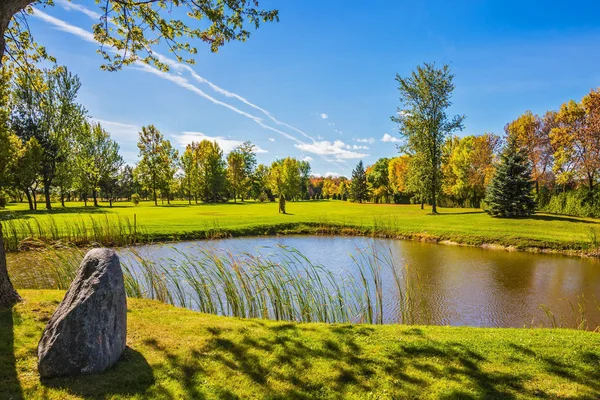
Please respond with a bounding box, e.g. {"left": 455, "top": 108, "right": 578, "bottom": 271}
{"left": 268, "top": 138, "right": 275, "bottom": 142}
{"left": 176, "top": 131, "right": 268, "bottom": 154}
{"left": 295, "top": 140, "right": 368, "bottom": 160}
{"left": 301, "top": 156, "right": 313, "bottom": 162}
{"left": 56, "top": 0, "right": 102, "bottom": 19}
{"left": 355, "top": 137, "right": 375, "bottom": 144}
{"left": 346, "top": 144, "right": 369, "bottom": 150}
{"left": 312, "top": 171, "right": 344, "bottom": 178}
{"left": 90, "top": 118, "right": 140, "bottom": 144}
{"left": 320, "top": 113, "right": 329, "bottom": 119}
{"left": 32, "top": 8, "right": 97, "bottom": 43}
{"left": 381, "top": 133, "right": 401, "bottom": 143}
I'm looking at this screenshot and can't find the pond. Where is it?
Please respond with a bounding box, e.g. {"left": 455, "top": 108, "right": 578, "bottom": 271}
{"left": 113, "top": 236, "right": 600, "bottom": 328}
{"left": 7, "top": 235, "right": 600, "bottom": 328}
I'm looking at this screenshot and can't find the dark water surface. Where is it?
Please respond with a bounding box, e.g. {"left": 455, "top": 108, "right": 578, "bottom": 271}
{"left": 116, "top": 236, "right": 600, "bottom": 328}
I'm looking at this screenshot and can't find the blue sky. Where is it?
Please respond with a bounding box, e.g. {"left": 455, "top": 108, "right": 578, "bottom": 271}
{"left": 27, "top": 0, "right": 600, "bottom": 177}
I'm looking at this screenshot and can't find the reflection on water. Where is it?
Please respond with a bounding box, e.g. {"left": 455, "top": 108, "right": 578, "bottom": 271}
{"left": 114, "top": 236, "right": 600, "bottom": 328}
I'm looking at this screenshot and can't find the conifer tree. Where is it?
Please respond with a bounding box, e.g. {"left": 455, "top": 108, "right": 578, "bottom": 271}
{"left": 485, "top": 137, "right": 536, "bottom": 217}
{"left": 350, "top": 160, "right": 368, "bottom": 203}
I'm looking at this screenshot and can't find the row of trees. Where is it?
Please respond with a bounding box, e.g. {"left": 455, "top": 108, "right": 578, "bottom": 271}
{"left": 0, "top": 66, "right": 128, "bottom": 210}
{"left": 140, "top": 126, "right": 313, "bottom": 205}
{"left": 0, "top": 66, "right": 320, "bottom": 209}
{"left": 347, "top": 133, "right": 500, "bottom": 208}
{"left": 0, "top": 66, "right": 126, "bottom": 210}
{"left": 347, "top": 63, "right": 600, "bottom": 218}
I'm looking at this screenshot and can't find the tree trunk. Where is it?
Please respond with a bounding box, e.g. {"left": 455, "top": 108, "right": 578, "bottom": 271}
{"left": 32, "top": 189, "right": 37, "bottom": 210}
{"left": 0, "top": 223, "right": 21, "bottom": 308}
{"left": 44, "top": 181, "right": 52, "bottom": 210}
{"left": 61, "top": 193, "right": 65, "bottom": 207}
{"left": 93, "top": 189, "right": 98, "bottom": 207}
{"left": 153, "top": 188, "right": 157, "bottom": 206}
{"left": 25, "top": 189, "right": 33, "bottom": 211}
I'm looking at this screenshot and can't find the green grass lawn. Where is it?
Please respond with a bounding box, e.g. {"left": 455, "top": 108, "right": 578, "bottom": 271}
{"left": 2, "top": 200, "right": 600, "bottom": 253}
{"left": 1, "top": 290, "right": 599, "bottom": 399}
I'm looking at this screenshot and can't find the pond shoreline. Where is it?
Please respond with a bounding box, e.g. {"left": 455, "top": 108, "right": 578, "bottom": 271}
{"left": 5, "top": 221, "right": 599, "bottom": 259}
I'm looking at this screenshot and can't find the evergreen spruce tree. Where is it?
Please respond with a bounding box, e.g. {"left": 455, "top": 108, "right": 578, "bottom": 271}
{"left": 485, "top": 136, "right": 536, "bottom": 217}
{"left": 350, "top": 160, "right": 369, "bottom": 203}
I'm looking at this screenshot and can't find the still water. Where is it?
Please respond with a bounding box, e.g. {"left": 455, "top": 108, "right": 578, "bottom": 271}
{"left": 117, "top": 236, "right": 600, "bottom": 328}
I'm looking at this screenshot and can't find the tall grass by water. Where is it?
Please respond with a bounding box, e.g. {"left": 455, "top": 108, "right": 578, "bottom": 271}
{"left": 1, "top": 214, "right": 144, "bottom": 252}
{"left": 9, "top": 244, "right": 428, "bottom": 325}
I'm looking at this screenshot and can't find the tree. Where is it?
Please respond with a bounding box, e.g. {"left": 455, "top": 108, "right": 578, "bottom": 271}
{"left": 441, "top": 134, "right": 499, "bottom": 208}
{"left": 366, "top": 158, "right": 392, "bottom": 203}
{"left": 550, "top": 91, "right": 600, "bottom": 194}
{"left": 0, "top": 69, "right": 20, "bottom": 307}
{"left": 227, "top": 150, "right": 245, "bottom": 202}
{"left": 117, "top": 165, "right": 135, "bottom": 201}
{"left": 197, "top": 140, "right": 226, "bottom": 202}
{"left": 180, "top": 144, "right": 196, "bottom": 204}
{"left": 1, "top": 1, "right": 278, "bottom": 70}
{"left": 505, "top": 111, "right": 553, "bottom": 196}
{"left": 135, "top": 125, "right": 176, "bottom": 206}
{"left": 11, "top": 66, "right": 85, "bottom": 210}
{"left": 469, "top": 133, "right": 500, "bottom": 207}
{"left": 485, "top": 136, "right": 536, "bottom": 217}
{"left": 268, "top": 157, "right": 302, "bottom": 208}
{"left": 298, "top": 160, "right": 311, "bottom": 200}
{"left": 350, "top": 160, "right": 368, "bottom": 203}
{"left": 391, "top": 63, "right": 465, "bottom": 213}
{"left": 251, "top": 163, "right": 271, "bottom": 200}
{"left": 388, "top": 156, "right": 410, "bottom": 195}
{"left": 75, "top": 122, "right": 123, "bottom": 206}
{"left": 158, "top": 139, "right": 178, "bottom": 204}
{"left": 12, "top": 135, "right": 42, "bottom": 210}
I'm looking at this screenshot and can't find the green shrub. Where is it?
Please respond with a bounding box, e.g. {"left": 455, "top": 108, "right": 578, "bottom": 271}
{"left": 258, "top": 192, "right": 268, "bottom": 202}
{"left": 131, "top": 193, "right": 141, "bottom": 206}
{"left": 542, "top": 189, "right": 600, "bottom": 218}
{"left": 0, "top": 192, "right": 7, "bottom": 208}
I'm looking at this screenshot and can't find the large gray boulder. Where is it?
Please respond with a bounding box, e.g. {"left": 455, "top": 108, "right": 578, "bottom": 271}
{"left": 38, "top": 248, "right": 127, "bottom": 378}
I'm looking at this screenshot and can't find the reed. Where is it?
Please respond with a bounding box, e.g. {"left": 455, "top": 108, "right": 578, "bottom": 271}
{"left": 1, "top": 214, "right": 146, "bottom": 252}
{"left": 8, "top": 243, "right": 419, "bottom": 324}
{"left": 539, "top": 294, "right": 600, "bottom": 331}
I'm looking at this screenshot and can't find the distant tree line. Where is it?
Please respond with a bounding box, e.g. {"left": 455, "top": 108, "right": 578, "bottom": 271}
{"left": 0, "top": 66, "right": 320, "bottom": 209}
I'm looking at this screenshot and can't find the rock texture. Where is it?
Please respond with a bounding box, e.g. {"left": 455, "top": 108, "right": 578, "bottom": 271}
{"left": 38, "top": 248, "right": 127, "bottom": 378}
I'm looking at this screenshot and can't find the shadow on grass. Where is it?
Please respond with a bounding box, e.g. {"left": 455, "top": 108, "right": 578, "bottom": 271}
{"left": 141, "top": 323, "right": 600, "bottom": 399}
{"left": 526, "top": 214, "right": 599, "bottom": 224}
{"left": 0, "top": 206, "right": 110, "bottom": 221}
{"left": 41, "top": 347, "right": 155, "bottom": 399}
{"left": 0, "top": 307, "right": 23, "bottom": 400}
{"left": 436, "top": 211, "right": 485, "bottom": 216}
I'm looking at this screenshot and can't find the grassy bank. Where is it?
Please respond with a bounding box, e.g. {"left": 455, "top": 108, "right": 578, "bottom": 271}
{"left": 1, "top": 290, "right": 599, "bottom": 399}
{"left": 2, "top": 200, "right": 600, "bottom": 255}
